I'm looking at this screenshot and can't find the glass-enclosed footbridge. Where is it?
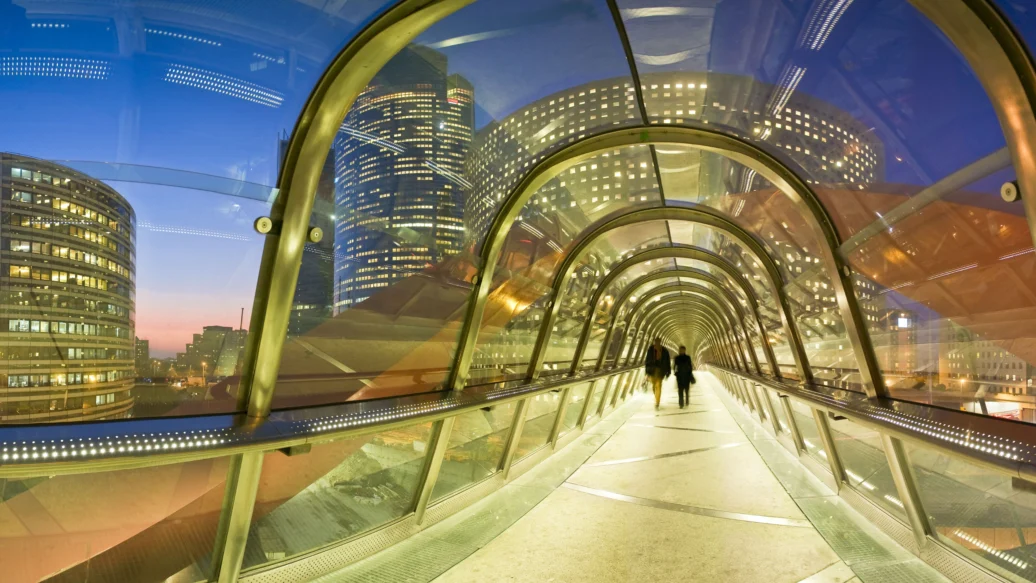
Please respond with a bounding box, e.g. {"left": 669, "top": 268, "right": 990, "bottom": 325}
{"left": 2, "top": 0, "right": 1036, "bottom": 581}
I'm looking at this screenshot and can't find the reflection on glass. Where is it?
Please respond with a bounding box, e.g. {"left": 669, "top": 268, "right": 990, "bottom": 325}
{"left": 514, "top": 392, "right": 562, "bottom": 460}
{"left": 828, "top": 417, "right": 905, "bottom": 520}
{"left": 907, "top": 442, "right": 1036, "bottom": 581}
{"left": 845, "top": 166, "right": 1036, "bottom": 422}
{"left": 584, "top": 379, "right": 607, "bottom": 422}
{"left": 0, "top": 458, "right": 227, "bottom": 582}
{"left": 431, "top": 402, "right": 516, "bottom": 501}
{"left": 560, "top": 382, "right": 592, "bottom": 436}
{"left": 243, "top": 423, "right": 432, "bottom": 571}
{"left": 789, "top": 400, "right": 826, "bottom": 465}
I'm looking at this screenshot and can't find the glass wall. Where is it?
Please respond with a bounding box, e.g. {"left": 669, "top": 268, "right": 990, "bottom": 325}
{"left": 431, "top": 402, "right": 517, "bottom": 501}
{"left": 242, "top": 423, "right": 432, "bottom": 571}
{"left": 0, "top": 459, "right": 228, "bottom": 582}
{"left": 827, "top": 416, "right": 906, "bottom": 520}
{"left": 907, "top": 442, "right": 1036, "bottom": 581}
{"left": 514, "top": 392, "right": 563, "bottom": 460}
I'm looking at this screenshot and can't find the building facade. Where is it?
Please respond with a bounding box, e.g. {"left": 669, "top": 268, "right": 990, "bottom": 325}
{"left": 332, "top": 46, "right": 474, "bottom": 312}
{"left": 175, "top": 325, "right": 247, "bottom": 378}
{"left": 0, "top": 153, "right": 136, "bottom": 423}
{"left": 134, "top": 337, "right": 150, "bottom": 378}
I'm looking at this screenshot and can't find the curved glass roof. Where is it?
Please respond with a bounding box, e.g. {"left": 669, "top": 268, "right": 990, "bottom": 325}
{"left": 0, "top": 0, "right": 1032, "bottom": 425}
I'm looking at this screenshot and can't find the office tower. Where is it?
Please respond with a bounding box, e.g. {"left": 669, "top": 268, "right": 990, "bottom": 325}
{"left": 0, "top": 153, "right": 136, "bottom": 422}
{"left": 332, "top": 46, "right": 474, "bottom": 312}
{"left": 135, "top": 337, "right": 150, "bottom": 378}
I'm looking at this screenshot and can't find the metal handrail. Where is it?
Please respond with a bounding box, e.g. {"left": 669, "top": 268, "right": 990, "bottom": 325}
{"left": 712, "top": 365, "right": 1036, "bottom": 484}
{"left": 0, "top": 365, "right": 636, "bottom": 479}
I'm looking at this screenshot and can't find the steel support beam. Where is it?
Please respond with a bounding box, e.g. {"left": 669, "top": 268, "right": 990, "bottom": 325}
{"left": 813, "top": 408, "right": 847, "bottom": 489}
{"left": 499, "top": 398, "right": 531, "bottom": 480}
{"left": 881, "top": 434, "right": 934, "bottom": 550}
{"left": 413, "top": 416, "right": 456, "bottom": 524}
{"left": 213, "top": 451, "right": 265, "bottom": 582}
{"left": 778, "top": 394, "right": 806, "bottom": 453}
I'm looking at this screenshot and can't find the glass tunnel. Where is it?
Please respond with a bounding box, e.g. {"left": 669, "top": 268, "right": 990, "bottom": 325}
{"left": 1, "top": 0, "right": 1036, "bottom": 580}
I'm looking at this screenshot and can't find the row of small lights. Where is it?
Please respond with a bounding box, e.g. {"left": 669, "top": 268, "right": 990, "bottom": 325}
{"left": 0, "top": 430, "right": 230, "bottom": 463}
{"left": 0, "top": 372, "right": 626, "bottom": 464}
{"left": 954, "top": 529, "right": 1029, "bottom": 570}
{"left": 870, "top": 410, "right": 1026, "bottom": 463}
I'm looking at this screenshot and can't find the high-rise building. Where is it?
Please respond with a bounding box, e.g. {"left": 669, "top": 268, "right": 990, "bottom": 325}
{"left": 178, "top": 325, "right": 247, "bottom": 378}
{"left": 135, "top": 337, "right": 150, "bottom": 378}
{"left": 279, "top": 137, "right": 336, "bottom": 335}
{"left": 0, "top": 153, "right": 136, "bottom": 423}
{"left": 332, "top": 45, "right": 474, "bottom": 312}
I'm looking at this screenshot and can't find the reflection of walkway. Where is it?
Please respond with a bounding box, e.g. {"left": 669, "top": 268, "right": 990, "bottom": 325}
{"left": 322, "top": 374, "right": 947, "bottom": 582}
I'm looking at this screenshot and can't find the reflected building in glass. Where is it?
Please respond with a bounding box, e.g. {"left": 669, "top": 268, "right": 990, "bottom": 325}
{"left": 332, "top": 46, "right": 474, "bottom": 312}
{"left": 0, "top": 154, "right": 135, "bottom": 422}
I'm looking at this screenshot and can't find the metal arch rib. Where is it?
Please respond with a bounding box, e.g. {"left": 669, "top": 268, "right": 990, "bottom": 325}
{"left": 448, "top": 124, "right": 875, "bottom": 394}
{"left": 615, "top": 281, "right": 758, "bottom": 373}
{"left": 565, "top": 244, "right": 777, "bottom": 376}
{"left": 522, "top": 202, "right": 810, "bottom": 383}
{"left": 584, "top": 266, "right": 771, "bottom": 375}
{"left": 629, "top": 295, "right": 742, "bottom": 369}
{"left": 642, "top": 299, "right": 743, "bottom": 367}
{"left": 645, "top": 305, "right": 740, "bottom": 370}
{"left": 242, "top": 0, "right": 474, "bottom": 417}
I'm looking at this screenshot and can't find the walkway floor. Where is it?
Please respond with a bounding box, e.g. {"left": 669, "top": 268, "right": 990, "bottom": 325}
{"left": 323, "top": 373, "right": 948, "bottom": 583}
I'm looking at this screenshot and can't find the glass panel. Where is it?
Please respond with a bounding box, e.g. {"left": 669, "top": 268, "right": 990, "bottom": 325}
{"left": 770, "top": 390, "right": 793, "bottom": 435}
{"left": 907, "top": 442, "right": 1036, "bottom": 581}
{"left": 273, "top": 47, "right": 480, "bottom": 404}
{"left": 827, "top": 416, "right": 906, "bottom": 520}
{"left": 514, "top": 392, "right": 562, "bottom": 460}
{"left": 623, "top": 0, "right": 1005, "bottom": 202}
{"left": 431, "top": 402, "right": 517, "bottom": 501}
{"left": 585, "top": 379, "right": 607, "bottom": 421}
{"left": 560, "top": 382, "right": 592, "bottom": 435}
{"left": 0, "top": 1, "right": 396, "bottom": 422}
{"left": 243, "top": 423, "right": 433, "bottom": 571}
{"left": 0, "top": 458, "right": 227, "bottom": 582}
{"left": 785, "top": 274, "right": 862, "bottom": 391}
{"left": 1, "top": 160, "right": 269, "bottom": 422}
{"left": 469, "top": 277, "right": 552, "bottom": 385}
{"left": 846, "top": 167, "right": 1036, "bottom": 421}
{"left": 789, "top": 399, "right": 827, "bottom": 465}
{"left": 439, "top": 0, "right": 640, "bottom": 248}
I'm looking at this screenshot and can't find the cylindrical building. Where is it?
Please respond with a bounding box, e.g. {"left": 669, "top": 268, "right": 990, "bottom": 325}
{"left": 0, "top": 153, "right": 135, "bottom": 423}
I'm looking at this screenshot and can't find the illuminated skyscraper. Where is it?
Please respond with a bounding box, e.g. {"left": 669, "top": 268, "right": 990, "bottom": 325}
{"left": 0, "top": 154, "right": 136, "bottom": 422}
{"left": 332, "top": 46, "right": 474, "bottom": 312}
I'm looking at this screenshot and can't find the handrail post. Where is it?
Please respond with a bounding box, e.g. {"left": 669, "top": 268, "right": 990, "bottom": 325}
{"left": 499, "top": 398, "right": 531, "bottom": 480}
{"left": 413, "top": 416, "right": 456, "bottom": 524}
{"left": 812, "top": 408, "right": 846, "bottom": 489}
{"left": 881, "top": 433, "right": 933, "bottom": 551}
{"left": 755, "top": 383, "right": 783, "bottom": 436}
{"left": 548, "top": 387, "right": 573, "bottom": 448}
{"left": 212, "top": 451, "right": 265, "bottom": 583}
{"left": 577, "top": 380, "right": 600, "bottom": 429}
{"left": 778, "top": 394, "right": 806, "bottom": 453}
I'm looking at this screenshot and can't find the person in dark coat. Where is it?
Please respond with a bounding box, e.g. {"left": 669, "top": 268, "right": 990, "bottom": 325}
{"left": 644, "top": 337, "right": 671, "bottom": 409}
{"left": 673, "top": 345, "right": 696, "bottom": 408}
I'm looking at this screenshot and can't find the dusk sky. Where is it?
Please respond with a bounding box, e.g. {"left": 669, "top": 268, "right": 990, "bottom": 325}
{"left": 0, "top": 0, "right": 1027, "bottom": 357}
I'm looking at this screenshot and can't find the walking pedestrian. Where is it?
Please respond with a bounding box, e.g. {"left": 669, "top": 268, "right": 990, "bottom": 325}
{"left": 673, "top": 346, "right": 696, "bottom": 408}
{"left": 644, "top": 337, "right": 671, "bottom": 409}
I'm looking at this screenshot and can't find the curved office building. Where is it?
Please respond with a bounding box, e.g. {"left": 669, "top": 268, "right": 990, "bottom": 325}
{"left": 4, "top": 1, "right": 1036, "bottom": 583}
{"left": 0, "top": 154, "right": 135, "bottom": 423}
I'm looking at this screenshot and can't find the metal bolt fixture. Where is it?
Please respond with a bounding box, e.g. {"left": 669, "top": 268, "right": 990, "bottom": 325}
{"left": 254, "top": 216, "right": 274, "bottom": 234}
{"left": 307, "top": 226, "right": 323, "bottom": 243}
{"left": 1002, "top": 180, "right": 1021, "bottom": 203}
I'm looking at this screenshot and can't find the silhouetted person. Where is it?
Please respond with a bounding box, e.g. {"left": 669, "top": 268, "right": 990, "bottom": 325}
{"left": 644, "top": 337, "right": 671, "bottom": 409}
{"left": 674, "top": 345, "right": 695, "bottom": 408}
